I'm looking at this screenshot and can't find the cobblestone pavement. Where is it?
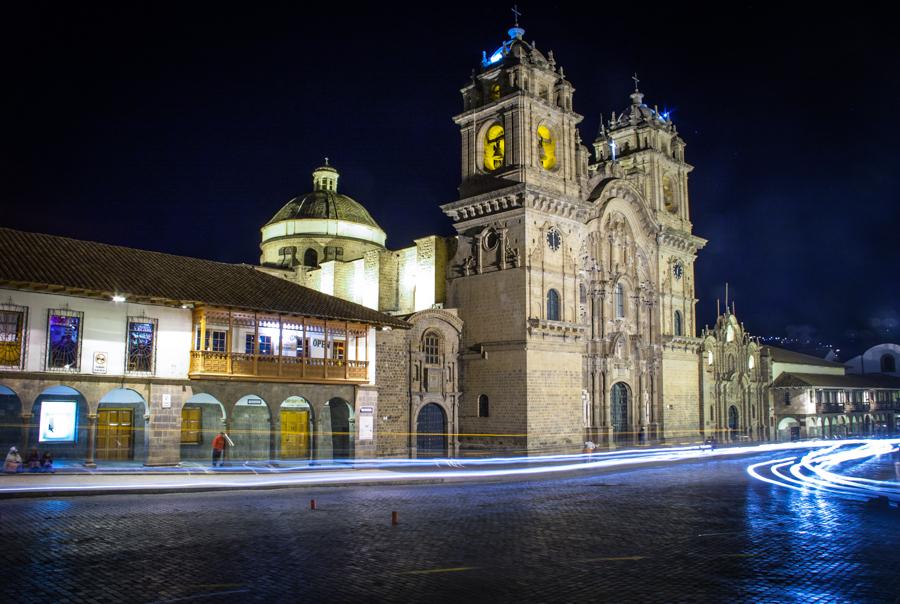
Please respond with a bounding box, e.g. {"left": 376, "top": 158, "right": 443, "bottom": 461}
{"left": 1, "top": 451, "right": 897, "bottom": 603}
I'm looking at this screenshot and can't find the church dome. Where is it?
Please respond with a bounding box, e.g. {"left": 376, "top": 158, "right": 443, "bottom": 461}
{"left": 266, "top": 165, "right": 382, "bottom": 230}
{"left": 261, "top": 164, "right": 387, "bottom": 248}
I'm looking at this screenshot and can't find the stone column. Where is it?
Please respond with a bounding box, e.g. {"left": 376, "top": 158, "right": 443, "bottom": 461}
{"left": 84, "top": 414, "right": 98, "bottom": 468}
{"left": 19, "top": 413, "right": 32, "bottom": 452}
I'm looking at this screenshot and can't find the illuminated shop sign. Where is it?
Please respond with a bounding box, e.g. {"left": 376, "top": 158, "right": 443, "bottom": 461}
{"left": 39, "top": 400, "right": 78, "bottom": 443}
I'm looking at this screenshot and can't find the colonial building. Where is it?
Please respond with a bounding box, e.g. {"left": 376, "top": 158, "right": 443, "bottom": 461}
{"left": 763, "top": 345, "right": 900, "bottom": 440}
{"left": 0, "top": 227, "right": 406, "bottom": 465}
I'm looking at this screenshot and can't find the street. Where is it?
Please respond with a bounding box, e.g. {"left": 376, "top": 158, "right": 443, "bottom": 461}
{"left": 1, "top": 450, "right": 897, "bottom": 603}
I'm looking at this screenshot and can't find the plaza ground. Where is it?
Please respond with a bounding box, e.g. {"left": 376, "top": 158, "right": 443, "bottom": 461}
{"left": 1, "top": 450, "right": 898, "bottom": 603}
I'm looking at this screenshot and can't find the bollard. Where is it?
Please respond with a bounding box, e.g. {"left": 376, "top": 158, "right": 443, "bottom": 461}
{"left": 310, "top": 499, "right": 317, "bottom": 510}
{"left": 391, "top": 511, "right": 399, "bottom": 526}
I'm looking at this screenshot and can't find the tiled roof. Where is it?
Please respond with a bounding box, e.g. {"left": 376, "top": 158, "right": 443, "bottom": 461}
{"left": 762, "top": 346, "right": 844, "bottom": 368}
{"left": 772, "top": 372, "right": 900, "bottom": 389}
{"left": 0, "top": 227, "right": 408, "bottom": 328}
{"left": 266, "top": 191, "right": 383, "bottom": 230}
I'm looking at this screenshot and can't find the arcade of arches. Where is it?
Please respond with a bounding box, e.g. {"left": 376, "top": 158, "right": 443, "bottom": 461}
{"left": 0, "top": 377, "right": 366, "bottom": 465}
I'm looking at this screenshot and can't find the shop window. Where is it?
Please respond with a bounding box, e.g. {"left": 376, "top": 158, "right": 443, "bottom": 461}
{"left": 126, "top": 317, "right": 157, "bottom": 374}
{"left": 46, "top": 309, "right": 83, "bottom": 371}
{"left": 181, "top": 406, "right": 201, "bottom": 444}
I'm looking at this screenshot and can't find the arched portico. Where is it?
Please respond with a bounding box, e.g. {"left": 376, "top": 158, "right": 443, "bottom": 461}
{"left": 0, "top": 384, "right": 23, "bottom": 452}
{"left": 326, "top": 397, "right": 354, "bottom": 460}
{"left": 96, "top": 388, "right": 148, "bottom": 462}
{"left": 231, "top": 395, "right": 271, "bottom": 461}
{"left": 279, "top": 396, "right": 313, "bottom": 461}
{"left": 31, "top": 385, "right": 90, "bottom": 461}
{"left": 180, "top": 393, "right": 227, "bottom": 461}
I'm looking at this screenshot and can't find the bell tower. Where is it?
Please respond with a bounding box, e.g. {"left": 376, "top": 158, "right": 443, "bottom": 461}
{"left": 592, "top": 79, "right": 706, "bottom": 339}
{"left": 454, "top": 24, "right": 589, "bottom": 199}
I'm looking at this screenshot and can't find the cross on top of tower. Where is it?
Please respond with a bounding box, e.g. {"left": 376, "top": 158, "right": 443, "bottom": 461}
{"left": 512, "top": 5, "right": 522, "bottom": 27}
{"left": 632, "top": 72, "right": 640, "bottom": 91}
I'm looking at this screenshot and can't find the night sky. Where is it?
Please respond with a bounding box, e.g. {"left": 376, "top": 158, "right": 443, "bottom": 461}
{"left": 3, "top": 3, "right": 898, "bottom": 359}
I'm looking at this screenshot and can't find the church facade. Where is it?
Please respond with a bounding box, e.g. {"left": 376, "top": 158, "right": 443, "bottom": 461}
{"left": 267, "top": 24, "right": 710, "bottom": 454}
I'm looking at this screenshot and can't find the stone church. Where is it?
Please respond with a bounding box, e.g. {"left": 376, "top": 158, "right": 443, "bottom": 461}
{"left": 259, "top": 23, "right": 708, "bottom": 455}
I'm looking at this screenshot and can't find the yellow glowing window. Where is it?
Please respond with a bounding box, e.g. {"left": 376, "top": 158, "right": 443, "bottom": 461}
{"left": 484, "top": 124, "right": 505, "bottom": 171}
{"left": 537, "top": 125, "right": 556, "bottom": 170}
{"left": 490, "top": 83, "right": 501, "bottom": 101}
{"left": 663, "top": 175, "right": 676, "bottom": 211}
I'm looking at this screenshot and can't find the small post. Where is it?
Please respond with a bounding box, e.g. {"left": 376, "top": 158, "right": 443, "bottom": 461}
{"left": 391, "top": 511, "right": 399, "bottom": 526}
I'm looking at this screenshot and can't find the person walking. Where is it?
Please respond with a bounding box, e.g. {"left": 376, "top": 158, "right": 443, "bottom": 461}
{"left": 212, "top": 432, "right": 227, "bottom": 467}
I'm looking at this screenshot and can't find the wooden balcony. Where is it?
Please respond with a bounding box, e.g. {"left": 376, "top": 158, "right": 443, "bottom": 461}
{"left": 189, "top": 351, "right": 369, "bottom": 383}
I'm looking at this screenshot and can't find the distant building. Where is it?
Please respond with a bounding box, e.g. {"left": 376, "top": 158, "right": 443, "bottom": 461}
{"left": 764, "top": 345, "right": 900, "bottom": 440}
{"left": 844, "top": 343, "right": 900, "bottom": 376}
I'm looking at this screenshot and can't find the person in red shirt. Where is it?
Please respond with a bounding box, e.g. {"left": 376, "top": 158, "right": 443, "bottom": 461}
{"left": 212, "top": 432, "right": 227, "bottom": 467}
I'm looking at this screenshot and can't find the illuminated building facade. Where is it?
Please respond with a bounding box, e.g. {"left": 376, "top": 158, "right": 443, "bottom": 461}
{"left": 0, "top": 228, "right": 405, "bottom": 464}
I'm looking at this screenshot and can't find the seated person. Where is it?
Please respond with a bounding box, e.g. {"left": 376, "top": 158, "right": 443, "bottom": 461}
{"left": 41, "top": 451, "right": 55, "bottom": 473}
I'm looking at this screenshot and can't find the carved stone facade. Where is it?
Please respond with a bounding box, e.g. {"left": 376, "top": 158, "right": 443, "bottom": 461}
{"left": 701, "top": 310, "right": 768, "bottom": 443}
{"left": 443, "top": 25, "right": 706, "bottom": 453}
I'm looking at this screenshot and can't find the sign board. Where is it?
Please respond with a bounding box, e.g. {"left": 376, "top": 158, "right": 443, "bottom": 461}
{"left": 161, "top": 393, "right": 172, "bottom": 409}
{"left": 359, "top": 414, "right": 374, "bottom": 441}
{"left": 92, "top": 351, "right": 108, "bottom": 374}
{"left": 359, "top": 406, "right": 374, "bottom": 414}
{"left": 39, "top": 401, "right": 78, "bottom": 443}
{"left": 246, "top": 398, "right": 264, "bottom": 406}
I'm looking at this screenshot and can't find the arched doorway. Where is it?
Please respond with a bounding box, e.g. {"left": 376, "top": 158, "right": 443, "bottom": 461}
{"left": 416, "top": 403, "right": 447, "bottom": 457}
{"left": 611, "top": 382, "right": 630, "bottom": 444}
{"left": 727, "top": 405, "right": 739, "bottom": 441}
{"left": 97, "top": 388, "right": 147, "bottom": 461}
{"left": 328, "top": 398, "right": 353, "bottom": 460}
{"left": 777, "top": 417, "right": 800, "bottom": 442}
{"left": 232, "top": 395, "right": 271, "bottom": 461}
{"left": 31, "top": 385, "right": 89, "bottom": 460}
{"left": 180, "top": 393, "right": 226, "bottom": 461}
{"left": 280, "top": 397, "right": 313, "bottom": 460}
{"left": 0, "top": 385, "right": 22, "bottom": 450}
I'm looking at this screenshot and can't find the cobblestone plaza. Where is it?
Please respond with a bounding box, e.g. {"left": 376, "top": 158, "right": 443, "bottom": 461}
{"left": 1, "top": 451, "right": 897, "bottom": 602}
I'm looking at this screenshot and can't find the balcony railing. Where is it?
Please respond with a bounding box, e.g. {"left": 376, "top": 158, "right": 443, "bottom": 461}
{"left": 189, "top": 351, "right": 368, "bottom": 382}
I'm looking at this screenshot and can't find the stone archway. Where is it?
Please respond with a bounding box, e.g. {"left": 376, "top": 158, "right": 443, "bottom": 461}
{"left": 728, "top": 405, "right": 739, "bottom": 441}
{"left": 96, "top": 388, "right": 148, "bottom": 462}
{"left": 31, "top": 385, "right": 90, "bottom": 460}
{"left": 232, "top": 395, "right": 271, "bottom": 461}
{"left": 0, "top": 384, "right": 23, "bottom": 451}
{"left": 777, "top": 417, "right": 800, "bottom": 442}
{"left": 180, "top": 393, "right": 226, "bottom": 462}
{"left": 279, "top": 397, "right": 313, "bottom": 461}
{"left": 327, "top": 398, "right": 354, "bottom": 460}
{"left": 611, "top": 382, "right": 630, "bottom": 444}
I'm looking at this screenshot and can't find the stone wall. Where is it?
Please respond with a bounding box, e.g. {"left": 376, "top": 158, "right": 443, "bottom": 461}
{"left": 374, "top": 328, "right": 410, "bottom": 457}
{"left": 661, "top": 349, "right": 702, "bottom": 443}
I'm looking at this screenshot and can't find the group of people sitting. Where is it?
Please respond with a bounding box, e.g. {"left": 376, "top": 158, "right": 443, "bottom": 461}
{"left": 4, "top": 446, "right": 55, "bottom": 473}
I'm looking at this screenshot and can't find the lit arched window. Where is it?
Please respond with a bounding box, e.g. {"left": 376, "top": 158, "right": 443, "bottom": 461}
{"left": 537, "top": 125, "right": 556, "bottom": 170}
{"left": 546, "top": 289, "right": 560, "bottom": 321}
{"left": 423, "top": 332, "right": 441, "bottom": 365}
{"left": 615, "top": 283, "right": 625, "bottom": 318}
{"left": 303, "top": 248, "right": 318, "bottom": 267}
{"left": 478, "top": 394, "right": 489, "bottom": 418}
{"left": 484, "top": 124, "right": 505, "bottom": 171}
{"left": 881, "top": 354, "right": 896, "bottom": 373}
{"left": 674, "top": 310, "right": 683, "bottom": 336}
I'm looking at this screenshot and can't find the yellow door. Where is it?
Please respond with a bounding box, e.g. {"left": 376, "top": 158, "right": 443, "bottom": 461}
{"left": 96, "top": 408, "right": 133, "bottom": 460}
{"left": 280, "top": 409, "right": 309, "bottom": 459}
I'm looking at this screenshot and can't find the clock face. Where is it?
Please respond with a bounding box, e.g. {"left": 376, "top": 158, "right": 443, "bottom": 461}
{"left": 673, "top": 262, "right": 684, "bottom": 280}
{"left": 546, "top": 228, "right": 561, "bottom": 251}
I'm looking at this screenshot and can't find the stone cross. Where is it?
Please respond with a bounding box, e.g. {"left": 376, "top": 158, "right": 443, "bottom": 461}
{"left": 632, "top": 72, "right": 640, "bottom": 91}
{"left": 512, "top": 5, "right": 522, "bottom": 26}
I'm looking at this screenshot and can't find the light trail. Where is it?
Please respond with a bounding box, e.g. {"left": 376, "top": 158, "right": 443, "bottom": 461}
{"left": 746, "top": 438, "right": 900, "bottom": 503}
{"left": 1, "top": 439, "right": 896, "bottom": 497}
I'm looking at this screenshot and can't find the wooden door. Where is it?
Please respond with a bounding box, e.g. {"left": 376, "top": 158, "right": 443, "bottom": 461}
{"left": 280, "top": 409, "right": 309, "bottom": 459}
{"left": 96, "top": 408, "right": 133, "bottom": 460}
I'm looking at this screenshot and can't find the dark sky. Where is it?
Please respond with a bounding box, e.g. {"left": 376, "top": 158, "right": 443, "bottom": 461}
{"left": 3, "top": 3, "right": 898, "bottom": 359}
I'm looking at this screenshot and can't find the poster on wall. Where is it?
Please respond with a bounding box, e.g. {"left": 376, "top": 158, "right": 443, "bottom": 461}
{"left": 39, "top": 401, "right": 78, "bottom": 443}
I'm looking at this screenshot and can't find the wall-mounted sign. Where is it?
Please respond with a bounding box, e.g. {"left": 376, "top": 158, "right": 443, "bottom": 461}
{"left": 359, "top": 415, "right": 374, "bottom": 441}
{"left": 39, "top": 401, "right": 78, "bottom": 443}
{"left": 246, "top": 398, "right": 264, "bottom": 406}
{"left": 359, "top": 406, "right": 374, "bottom": 414}
{"left": 92, "top": 351, "right": 108, "bottom": 374}
{"left": 161, "top": 393, "right": 172, "bottom": 409}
